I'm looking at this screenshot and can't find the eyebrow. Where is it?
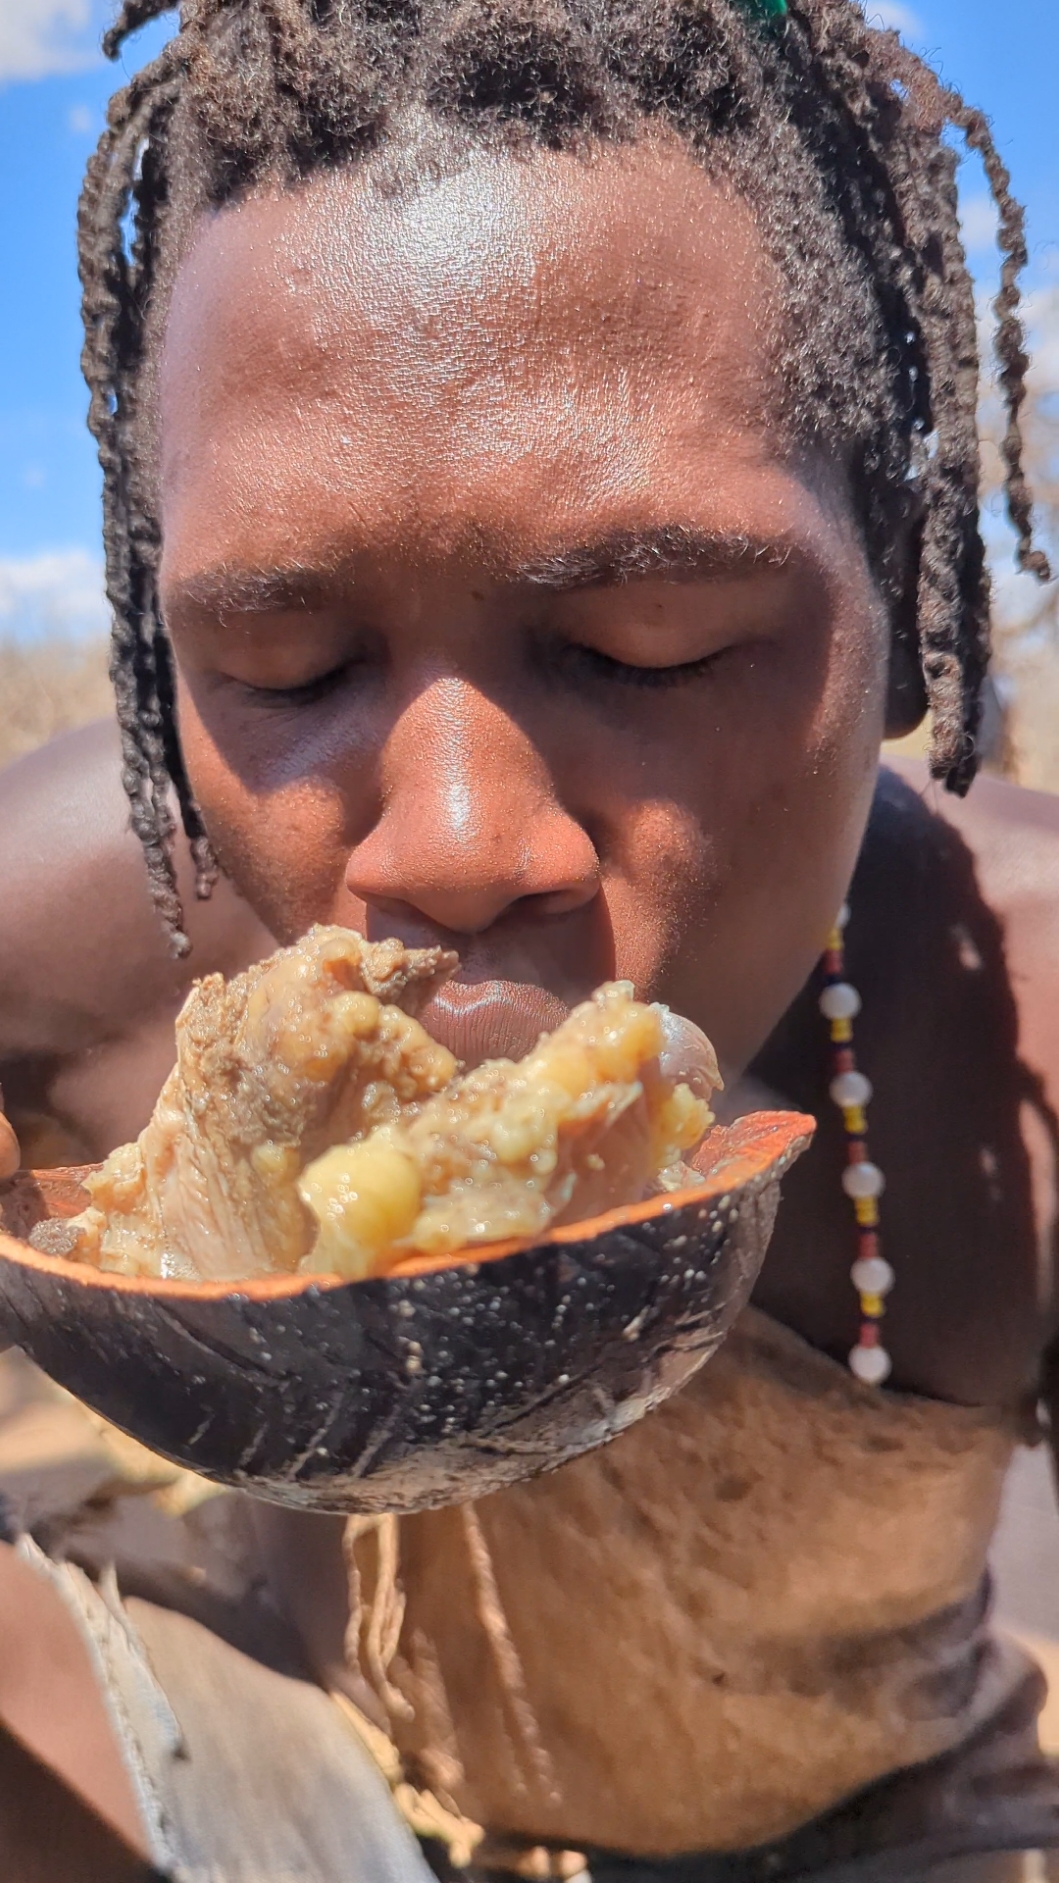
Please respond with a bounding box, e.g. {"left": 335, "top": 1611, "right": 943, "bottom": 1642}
{"left": 165, "top": 565, "right": 332, "bottom": 616}
{"left": 166, "top": 525, "right": 794, "bottom": 618}
{"left": 514, "top": 526, "right": 793, "bottom": 592}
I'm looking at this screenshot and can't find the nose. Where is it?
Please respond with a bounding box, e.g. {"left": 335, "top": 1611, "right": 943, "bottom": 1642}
{"left": 345, "top": 675, "right": 599, "bottom": 935}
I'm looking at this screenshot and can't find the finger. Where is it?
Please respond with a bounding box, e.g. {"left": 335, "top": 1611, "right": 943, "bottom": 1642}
{"left": 0, "top": 1108, "right": 20, "bottom": 1184}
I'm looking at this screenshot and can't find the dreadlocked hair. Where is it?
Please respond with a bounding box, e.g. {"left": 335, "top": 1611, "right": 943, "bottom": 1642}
{"left": 80, "top": 0, "right": 1051, "bottom": 953}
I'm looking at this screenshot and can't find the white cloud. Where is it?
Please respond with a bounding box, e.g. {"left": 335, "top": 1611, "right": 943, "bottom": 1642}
{"left": 0, "top": 0, "right": 99, "bottom": 84}
{"left": 0, "top": 549, "right": 108, "bottom": 641}
{"left": 986, "top": 284, "right": 1058, "bottom": 638}
{"left": 862, "top": 0, "right": 924, "bottom": 40}
{"left": 959, "top": 195, "right": 997, "bottom": 257}
{"left": 977, "top": 283, "right": 1059, "bottom": 395}
{"left": 67, "top": 100, "right": 94, "bottom": 133}
{"left": 1024, "top": 285, "right": 1059, "bottom": 391}
{"left": 992, "top": 560, "right": 1048, "bottom": 631}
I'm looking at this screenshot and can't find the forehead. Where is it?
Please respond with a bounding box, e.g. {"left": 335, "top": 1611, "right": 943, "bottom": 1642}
{"left": 158, "top": 140, "right": 795, "bottom": 568}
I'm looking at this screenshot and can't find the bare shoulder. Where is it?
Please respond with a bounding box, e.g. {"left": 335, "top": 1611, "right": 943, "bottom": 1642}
{"left": 1, "top": 720, "right": 166, "bottom": 1056}
{"left": 0, "top": 720, "right": 269, "bottom": 1055}
{"left": 884, "top": 752, "right": 1059, "bottom": 913}
{"left": 753, "top": 757, "right": 1059, "bottom": 1399}
{"left": 0, "top": 720, "right": 272, "bottom": 1159}
{"left": 883, "top": 755, "right": 1059, "bottom": 1085}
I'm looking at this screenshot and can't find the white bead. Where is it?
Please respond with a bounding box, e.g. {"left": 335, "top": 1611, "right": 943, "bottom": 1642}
{"left": 851, "top": 1255, "right": 895, "bottom": 1296}
{"left": 841, "top": 1161, "right": 884, "bottom": 1200}
{"left": 819, "top": 982, "right": 861, "bottom": 1022}
{"left": 836, "top": 902, "right": 851, "bottom": 931}
{"left": 830, "top": 1070, "right": 872, "bottom": 1109}
{"left": 849, "top": 1343, "right": 892, "bottom": 1385}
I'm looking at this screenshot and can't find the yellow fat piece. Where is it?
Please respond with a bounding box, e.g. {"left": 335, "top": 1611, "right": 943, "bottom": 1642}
{"left": 299, "top": 1142, "right": 422, "bottom": 1280}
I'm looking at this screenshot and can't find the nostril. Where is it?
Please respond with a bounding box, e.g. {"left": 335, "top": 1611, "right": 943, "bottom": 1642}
{"left": 345, "top": 674, "right": 602, "bottom": 932}
{"left": 529, "top": 878, "right": 599, "bottom": 920}
{"left": 346, "top": 810, "right": 599, "bottom": 936}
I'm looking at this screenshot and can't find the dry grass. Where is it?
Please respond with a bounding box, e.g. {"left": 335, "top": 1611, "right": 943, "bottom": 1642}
{"left": 998, "top": 646, "right": 1059, "bottom": 793}
{"left": 0, "top": 637, "right": 112, "bottom": 770}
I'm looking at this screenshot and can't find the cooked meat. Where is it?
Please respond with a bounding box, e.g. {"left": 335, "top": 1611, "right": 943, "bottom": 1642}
{"left": 63, "top": 930, "right": 718, "bottom": 1284}
{"left": 300, "top": 983, "right": 716, "bottom": 1278}
{"left": 68, "top": 929, "right": 457, "bottom": 1280}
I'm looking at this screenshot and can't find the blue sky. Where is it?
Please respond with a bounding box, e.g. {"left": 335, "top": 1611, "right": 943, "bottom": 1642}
{"left": 0, "top": 0, "right": 1055, "bottom": 636}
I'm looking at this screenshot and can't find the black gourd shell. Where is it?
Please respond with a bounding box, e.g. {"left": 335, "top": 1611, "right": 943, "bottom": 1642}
{"left": 0, "top": 1111, "right": 812, "bottom": 1516}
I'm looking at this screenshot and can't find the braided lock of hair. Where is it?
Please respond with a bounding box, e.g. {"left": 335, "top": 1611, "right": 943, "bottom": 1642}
{"left": 80, "top": 0, "right": 1051, "bottom": 951}
{"left": 79, "top": 22, "right": 213, "bottom": 953}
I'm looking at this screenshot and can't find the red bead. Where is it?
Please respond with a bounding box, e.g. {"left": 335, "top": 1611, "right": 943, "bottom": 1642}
{"left": 824, "top": 950, "right": 844, "bottom": 977}
{"left": 846, "top": 1140, "right": 867, "bottom": 1163}
{"left": 859, "top": 1322, "right": 879, "bottom": 1347}
{"left": 858, "top": 1231, "right": 880, "bottom": 1260}
{"left": 832, "top": 1047, "right": 855, "bottom": 1074}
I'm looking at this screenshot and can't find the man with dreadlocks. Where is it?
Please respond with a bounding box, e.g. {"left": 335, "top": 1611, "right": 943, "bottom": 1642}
{"left": 1, "top": 0, "right": 1059, "bottom": 1872}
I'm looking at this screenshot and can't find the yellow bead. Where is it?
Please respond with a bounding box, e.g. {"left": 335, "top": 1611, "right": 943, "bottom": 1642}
{"left": 854, "top": 1196, "right": 879, "bottom": 1227}
{"left": 860, "top": 1292, "right": 884, "bottom": 1318}
{"left": 842, "top": 1104, "right": 867, "bottom": 1135}
{"left": 830, "top": 1017, "right": 854, "bottom": 1044}
{"left": 827, "top": 927, "right": 844, "bottom": 953}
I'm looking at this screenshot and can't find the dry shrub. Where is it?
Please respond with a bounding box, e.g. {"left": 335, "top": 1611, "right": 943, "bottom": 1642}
{"left": 978, "top": 285, "right": 1059, "bottom": 790}
{"left": 0, "top": 637, "right": 112, "bottom": 770}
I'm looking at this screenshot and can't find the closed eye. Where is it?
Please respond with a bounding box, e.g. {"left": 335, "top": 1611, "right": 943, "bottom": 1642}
{"left": 237, "top": 661, "right": 356, "bottom": 707}
{"left": 560, "top": 643, "right": 728, "bottom": 689}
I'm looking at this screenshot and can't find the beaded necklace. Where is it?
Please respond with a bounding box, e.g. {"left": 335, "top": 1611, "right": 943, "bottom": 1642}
{"left": 820, "top": 904, "right": 894, "bottom": 1385}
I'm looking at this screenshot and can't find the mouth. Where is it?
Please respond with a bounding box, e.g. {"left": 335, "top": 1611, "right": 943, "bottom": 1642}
{"left": 417, "top": 977, "right": 722, "bottom": 1103}
{"left": 418, "top": 979, "right": 571, "bottom": 1065}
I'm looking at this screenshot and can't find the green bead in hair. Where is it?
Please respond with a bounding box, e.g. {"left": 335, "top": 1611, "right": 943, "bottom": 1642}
{"left": 739, "top": 0, "right": 787, "bottom": 22}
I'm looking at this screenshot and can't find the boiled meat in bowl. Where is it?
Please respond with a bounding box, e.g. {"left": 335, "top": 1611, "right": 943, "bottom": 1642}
{"left": 48, "top": 928, "right": 719, "bottom": 1284}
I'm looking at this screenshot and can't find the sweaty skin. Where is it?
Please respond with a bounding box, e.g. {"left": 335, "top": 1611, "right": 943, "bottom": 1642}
{"left": 158, "top": 144, "right": 887, "bottom": 1091}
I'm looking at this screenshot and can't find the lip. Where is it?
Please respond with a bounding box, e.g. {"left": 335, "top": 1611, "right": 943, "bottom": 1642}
{"left": 419, "top": 979, "right": 570, "bottom": 1065}
{"left": 417, "top": 978, "right": 722, "bottom": 1104}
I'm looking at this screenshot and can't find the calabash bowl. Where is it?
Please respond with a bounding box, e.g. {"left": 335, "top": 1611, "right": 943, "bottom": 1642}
{"left": 0, "top": 1111, "right": 812, "bottom": 1515}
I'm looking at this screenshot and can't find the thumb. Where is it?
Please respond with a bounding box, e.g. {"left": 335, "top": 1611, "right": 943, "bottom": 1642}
{"left": 0, "top": 1088, "right": 20, "bottom": 1183}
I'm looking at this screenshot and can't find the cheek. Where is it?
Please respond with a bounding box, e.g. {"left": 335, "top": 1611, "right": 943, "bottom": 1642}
{"left": 599, "top": 798, "right": 712, "bottom": 991}
{"left": 592, "top": 613, "right": 887, "bottom": 1067}
{"left": 175, "top": 681, "right": 362, "bottom": 941}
